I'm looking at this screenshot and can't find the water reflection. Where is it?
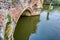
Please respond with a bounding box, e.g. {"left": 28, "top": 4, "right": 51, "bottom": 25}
{"left": 46, "top": 12, "right": 50, "bottom": 20}
{"left": 14, "top": 16, "right": 39, "bottom": 40}
{"left": 29, "top": 10, "right": 60, "bottom": 40}
{"left": 14, "top": 10, "right": 60, "bottom": 40}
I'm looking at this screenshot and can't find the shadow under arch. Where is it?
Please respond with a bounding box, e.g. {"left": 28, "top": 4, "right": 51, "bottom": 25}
{"left": 22, "top": 7, "right": 32, "bottom": 16}
{"left": 14, "top": 15, "right": 40, "bottom": 40}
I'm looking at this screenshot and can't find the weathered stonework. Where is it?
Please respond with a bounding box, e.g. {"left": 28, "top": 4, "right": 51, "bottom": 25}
{"left": 0, "top": 0, "right": 44, "bottom": 40}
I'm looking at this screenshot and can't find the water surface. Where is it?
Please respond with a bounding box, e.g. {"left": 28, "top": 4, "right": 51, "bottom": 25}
{"left": 14, "top": 10, "right": 60, "bottom": 40}
{"left": 29, "top": 10, "right": 60, "bottom": 40}
{"left": 14, "top": 16, "right": 40, "bottom": 40}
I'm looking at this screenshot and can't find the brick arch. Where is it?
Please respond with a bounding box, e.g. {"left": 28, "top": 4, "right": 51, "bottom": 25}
{"left": 22, "top": 7, "right": 33, "bottom": 16}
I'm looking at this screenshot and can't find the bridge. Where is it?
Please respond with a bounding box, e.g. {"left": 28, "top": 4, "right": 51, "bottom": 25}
{"left": 0, "top": 0, "right": 44, "bottom": 40}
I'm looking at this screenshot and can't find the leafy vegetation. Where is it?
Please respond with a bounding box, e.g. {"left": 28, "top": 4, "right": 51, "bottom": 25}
{"left": 7, "top": 14, "right": 12, "bottom": 22}
{"left": 44, "top": 0, "right": 60, "bottom": 5}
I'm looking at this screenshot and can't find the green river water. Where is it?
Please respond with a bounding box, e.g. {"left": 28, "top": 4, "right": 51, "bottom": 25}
{"left": 14, "top": 16, "right": 40, "bottom": 40}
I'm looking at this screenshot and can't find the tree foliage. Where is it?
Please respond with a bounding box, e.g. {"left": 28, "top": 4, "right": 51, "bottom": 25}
{"left": 44, "top": 0, "right": 60, "bottom": 5}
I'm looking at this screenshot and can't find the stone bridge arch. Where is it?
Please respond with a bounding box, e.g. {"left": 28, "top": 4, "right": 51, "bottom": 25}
{"left": 15, "top": 7, "right": 33, "bottom": 23}
{"left": 0, "top": 0, "right": 44, "bottom": 40}
{"left": 22, "top": 7, "right": 33, "bottom": 16}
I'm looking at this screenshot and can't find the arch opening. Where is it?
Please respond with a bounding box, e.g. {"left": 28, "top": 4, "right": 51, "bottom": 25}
{"left": 22, "top": 8, "right": 32, "bottom": 16}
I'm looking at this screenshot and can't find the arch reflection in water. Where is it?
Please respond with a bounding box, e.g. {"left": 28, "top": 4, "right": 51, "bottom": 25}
{"left": 14, "top": 16, "right": 40, "bottom": 40}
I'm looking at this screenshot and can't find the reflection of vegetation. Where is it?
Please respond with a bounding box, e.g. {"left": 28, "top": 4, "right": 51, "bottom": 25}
{"left": 52, "top": 0, "right": 60, "bottom": 5}
{"left": 44, "top": 0, "right": 60, "bottom": 5}
{"left": 43, "top": 0, "right": 53, "bottom": 10}
{"left": 44, "top": 0, "right": 52, "bottom": 5}
{"left": 46, "top": 2, "right": 52, "bottom": 20}
{"left": 14, "top": 16, "right": 39, "bottom": 40}
{"left": 46, "top": 12, "right": 50, "bottom": 20}
{"left": 54, "top": 6, "right": 60, "bottom": 10}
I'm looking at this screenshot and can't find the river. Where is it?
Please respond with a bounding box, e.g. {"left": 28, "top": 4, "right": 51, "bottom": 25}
{"left": 14, "top": 6, "right": 60, "bottom": 40}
